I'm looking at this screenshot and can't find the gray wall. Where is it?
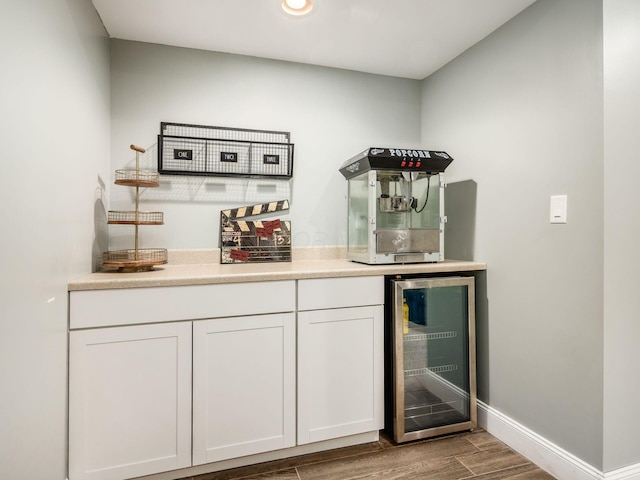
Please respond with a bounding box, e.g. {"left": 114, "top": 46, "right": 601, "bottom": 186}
{"left": 109, "top": 40, "right": 422, "bottom": 250}
{"left": 3, "top": 0, "right": 630, "bottom": 476}
{"left": 421, "top": 0, "right": 604, "bottom": 469}
{"left": 603, "top": 0, "right": 640, "bottom": 472}
{"left": 0, "top": 0, "right": 111, "bottom": 478}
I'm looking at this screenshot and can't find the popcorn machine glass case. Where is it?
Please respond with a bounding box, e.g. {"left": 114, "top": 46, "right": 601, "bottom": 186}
{"left": 339, "top": 148, "right": 453, "bottom": 264}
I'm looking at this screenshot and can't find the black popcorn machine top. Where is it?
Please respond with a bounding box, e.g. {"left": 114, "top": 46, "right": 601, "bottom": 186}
{"left": 339, "top": 147, "right": 453, "bottom": 265}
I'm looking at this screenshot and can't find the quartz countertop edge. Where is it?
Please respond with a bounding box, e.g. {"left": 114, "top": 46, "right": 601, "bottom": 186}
{"left": 68, "top": 259, "right": 487, "bottom": 291}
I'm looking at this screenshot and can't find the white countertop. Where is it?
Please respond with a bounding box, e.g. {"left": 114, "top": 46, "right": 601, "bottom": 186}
{"left": 69, "top": 249, "right": 486, "bottom": 291}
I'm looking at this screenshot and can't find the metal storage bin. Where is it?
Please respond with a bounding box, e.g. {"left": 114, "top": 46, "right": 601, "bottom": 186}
{"left": 158, "top": 122, "right": 294, "bottom": 179}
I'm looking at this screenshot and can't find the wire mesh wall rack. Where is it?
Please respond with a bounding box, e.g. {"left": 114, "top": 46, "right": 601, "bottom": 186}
{"left": 158, "top": 122, "right": 294, "bottom": 179}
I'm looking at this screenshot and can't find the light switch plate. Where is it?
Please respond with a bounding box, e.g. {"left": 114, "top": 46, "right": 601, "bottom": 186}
{"left": 550, "top": 195, "right": 567, "bottom": 224}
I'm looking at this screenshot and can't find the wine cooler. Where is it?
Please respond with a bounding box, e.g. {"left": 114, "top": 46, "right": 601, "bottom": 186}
{"left": 385, "top": 276, "right": 477, "bottom": 443}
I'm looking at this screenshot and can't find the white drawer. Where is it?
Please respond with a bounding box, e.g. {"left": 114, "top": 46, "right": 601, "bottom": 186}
{"left": 297, "top": 276, "right": 383, "bottom": 311}
{"left": 70, "top": 280, "right": 296, "bottom": 329}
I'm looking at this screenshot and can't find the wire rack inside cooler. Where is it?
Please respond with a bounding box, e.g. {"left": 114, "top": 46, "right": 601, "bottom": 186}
{"left": 158, "top": 122, "right": 294, "bottom": 179}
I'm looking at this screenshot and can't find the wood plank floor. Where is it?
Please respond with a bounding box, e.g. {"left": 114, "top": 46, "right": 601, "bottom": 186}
{"left": 184, "top": 430, "right": 556, "bottom": 480}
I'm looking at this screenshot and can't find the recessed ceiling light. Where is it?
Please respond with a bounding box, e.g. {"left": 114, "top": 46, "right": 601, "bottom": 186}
{"left": 281, "top": 0, "right": 313, "bottom": 16}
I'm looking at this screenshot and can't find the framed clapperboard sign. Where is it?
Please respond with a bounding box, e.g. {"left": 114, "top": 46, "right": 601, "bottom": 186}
{"left": 158, "top": 122, "right": 294, "bottom": 179}
{"left": 220, "top": 200, "right": 291, "bottom": 264}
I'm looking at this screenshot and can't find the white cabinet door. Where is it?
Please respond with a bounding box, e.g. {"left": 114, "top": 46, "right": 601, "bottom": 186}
{"left": 192, "top": 313, "right": 296, "bottom": 465}
{"left": 69, "top": 322, "right": 192, "bottom": 480}
{"left": 297, "top": 305, "right": 384, "bottom": 445}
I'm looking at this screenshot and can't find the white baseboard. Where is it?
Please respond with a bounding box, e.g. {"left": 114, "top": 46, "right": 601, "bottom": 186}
{"left": 477, "top": 400, "right": 603, "bottom": 480}
{"left": 605, "top": 464, "right": 640, "bottom": 480}
{"left": 478, "top": 401, "right": 640, "bottom": 480}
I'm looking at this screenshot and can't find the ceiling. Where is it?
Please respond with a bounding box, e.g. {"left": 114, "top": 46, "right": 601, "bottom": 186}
{"left": 92, "top": 0, "right": 537, "bottom": 80}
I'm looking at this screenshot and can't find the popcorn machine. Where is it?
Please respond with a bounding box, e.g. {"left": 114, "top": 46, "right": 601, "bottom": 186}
{"left": 339, "top": 148, "right": 453, "bottom": 264}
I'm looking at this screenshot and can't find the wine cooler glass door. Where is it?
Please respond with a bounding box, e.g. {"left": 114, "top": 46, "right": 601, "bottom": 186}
{"left": 393, "top": 276, "right": 476, "bottom": 443}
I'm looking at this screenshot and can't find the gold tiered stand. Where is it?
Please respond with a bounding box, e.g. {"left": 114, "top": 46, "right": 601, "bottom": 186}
{"left": 103, "top": 144, "right": 168, "bottom": 272}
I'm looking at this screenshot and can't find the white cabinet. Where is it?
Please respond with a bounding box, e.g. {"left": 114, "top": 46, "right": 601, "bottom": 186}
{"left": 68, "top": 280, "right": 295, "bottom": 480}
{"left": 68, "top": 276, "right": 384, "bottom": 478}
{"left": 297, "top": 276, "right": 384, "bottom": 445}
{"left": 68, "top": 322, "right": 192, "bottom": 480}
{"left": 192, "top": 313, "right": 296, "bottom": 464}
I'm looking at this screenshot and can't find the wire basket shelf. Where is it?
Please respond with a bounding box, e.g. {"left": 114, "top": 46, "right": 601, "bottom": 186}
{"left": 107, "top": 210, "right": 164, "bottom": 225}
{"left": 115, "top": 169, "right": 160, "bottom": 187}
{"left": 103, "top": 144, "right": 166, "bottom": 272}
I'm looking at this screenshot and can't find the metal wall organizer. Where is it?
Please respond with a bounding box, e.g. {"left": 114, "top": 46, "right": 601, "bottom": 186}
{"left": 103, "top": 144, "right": 168, "bottom": 272}
{"left": 158, "top": 122, "right": 294, "bottom": 179}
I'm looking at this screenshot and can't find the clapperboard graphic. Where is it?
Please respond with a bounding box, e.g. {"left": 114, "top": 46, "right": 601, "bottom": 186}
{"left": 220, "top": 200, "right": 291, "bottom": 264}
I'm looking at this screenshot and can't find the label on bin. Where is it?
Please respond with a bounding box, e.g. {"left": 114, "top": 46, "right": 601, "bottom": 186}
{"left": 263, "top": 154, "right": 280, "bottom": 165}
{"left": 173, "top": 149, "right": 193, "bottom": 161}
{"left": 220, "top": 152, "right": 238, "bottom": 163}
